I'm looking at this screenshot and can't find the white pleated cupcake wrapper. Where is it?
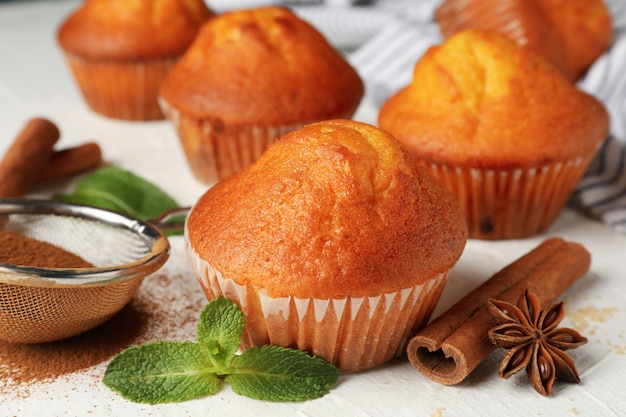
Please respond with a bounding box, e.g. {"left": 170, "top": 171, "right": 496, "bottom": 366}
{"left": 425, "top": 156, "right": 593, "bottom": 239}
{"left": 188, "top": 242, "right": 449, "bottom": 372}
{"left": 65, "top": 53, "right": 176, "bottom": 120}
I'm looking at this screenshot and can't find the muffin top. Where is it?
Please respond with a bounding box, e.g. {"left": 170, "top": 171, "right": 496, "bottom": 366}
{"left": 435, "top": 0, "right": 612, "bottom": 81}
{"left": 159, "top": 6, "right": 364, "bottom": 125}
{"left": 378, "top": 30, "right": 609, "bottom": 168}
{"left": 57, "top": 0, "right": 213, "bottom": 60}
{"left": 186, "top": 119, "right": 468, "bottom": 299}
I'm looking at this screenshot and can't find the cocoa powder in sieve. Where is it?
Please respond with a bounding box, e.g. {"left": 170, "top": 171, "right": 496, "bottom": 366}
{"left": 0, "top": 230, "right": 103, "bottom": 397}
{"left": 0, "top": 233, "right": 205, "bottom": 399}
{"left": 0, "top": 230, "right": 93, "bottom": 268}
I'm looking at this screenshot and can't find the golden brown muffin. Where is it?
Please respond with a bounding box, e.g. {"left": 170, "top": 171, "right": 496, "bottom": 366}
{"left": 159, "top": 6, "right": 364, "bottom": 184}
{"left": 57, "top": 0, "right": 213, "bottom": 120}
{"left": 378, "top": 30, "right": 609, "bottom": 239}
{"left": 435, "top": 0, "right": 612, "bottom": 81}
{"left": 186, "top": 119, "right": 468, "bottom": 372}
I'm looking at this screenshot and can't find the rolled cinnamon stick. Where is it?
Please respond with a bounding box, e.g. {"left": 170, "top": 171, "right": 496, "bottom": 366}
{"left": 37, "top": 142, "right": 103, "bottom": 184}
{"left": 406, "top": 238, "right": 591, "bottom": 385}
{"left": 0, "top": 118, "right": 59, "bottom": 197}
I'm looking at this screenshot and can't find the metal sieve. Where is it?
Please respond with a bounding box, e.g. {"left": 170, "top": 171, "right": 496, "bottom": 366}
{"left": 0, "top": 198, "right": 171, "bottom": 344}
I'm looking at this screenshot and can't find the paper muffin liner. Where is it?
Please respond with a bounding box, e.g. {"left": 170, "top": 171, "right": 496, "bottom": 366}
{"left": 423, "top": 155, "right": 595, "bottom": 239}
{"left": 160, "top": 98, "right": 360, "bottom": 184}
{"left": 63, "top": 53, "right": 176, "bottom": 120}
{"left": 187, "top": 241, "right": 450, "bottom": 372}
{"left": 436, "top": 0, "right": 526, "bottom": 40}
{"left": 159, "top": 99, "right": 301, "bottom": 184}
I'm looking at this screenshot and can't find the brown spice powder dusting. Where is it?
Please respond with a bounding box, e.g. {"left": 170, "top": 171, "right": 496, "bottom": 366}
{"left": 0, "top": 302, "right": 143, "bottom": 396}
{"left": 0, "top": 270, "right": 207, "bottom": 398}
{"left": 0, "top": 230, "right": 93, "bottom": 268}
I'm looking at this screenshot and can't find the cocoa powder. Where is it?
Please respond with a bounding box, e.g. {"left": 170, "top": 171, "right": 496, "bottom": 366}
{"left": 0, "top": 271, "right": 206, "bottom": 398}
{"left": 0, "top": 230, "right": 93, "bottom": 268}
{"left": 0, "top": 233, "right": 206, "bottom": 399}
{"left": 0, "top": 301, "right": 144, "bottom": 396}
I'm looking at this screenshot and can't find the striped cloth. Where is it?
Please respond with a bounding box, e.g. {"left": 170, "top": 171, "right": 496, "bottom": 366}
{"left": 208, "top": 0, "right": 626, "bottom": 233}
{"left": 576, "top": 0, "right": 626, "bottom": 232}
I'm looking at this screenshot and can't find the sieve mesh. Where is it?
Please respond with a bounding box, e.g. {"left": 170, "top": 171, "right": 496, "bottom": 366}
{"left": 0, "top": 280, "right": 143, "bottom": 344}
{"left": 1, "top": 212, "right": 153, "bottom": 269}
{"left": 0, "top": 200, "right": 170, "bottom": 343}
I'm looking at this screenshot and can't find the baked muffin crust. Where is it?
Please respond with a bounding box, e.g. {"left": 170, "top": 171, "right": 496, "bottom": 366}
{"left": 435, "top": 0, "right": 612, "bottom": 81}
{"left": 186, "top": 120, "right": 467, "bottom": 299}
{"left": 57, "top": 0, "right": 213, "bottom": 60}
{"left": 378, "top": 30, "right": 609, "bottom": 169}
{"left": 159, "top": 7, "right": 364, "bottom": 126}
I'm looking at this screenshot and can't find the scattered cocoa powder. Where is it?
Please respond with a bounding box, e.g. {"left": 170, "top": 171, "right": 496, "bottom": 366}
{"left": 0, "top": 301, "right": 143, "bottom": 395}
{"left": 0, "top": 230, "right": 93, "bottom": 268}
{"left": 0, "top": 271, "right": 207, "bottom": 398}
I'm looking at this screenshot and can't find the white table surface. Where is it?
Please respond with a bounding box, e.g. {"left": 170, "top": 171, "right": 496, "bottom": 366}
{"left": 1, "top": 1, "right": 626, "bottom": 416}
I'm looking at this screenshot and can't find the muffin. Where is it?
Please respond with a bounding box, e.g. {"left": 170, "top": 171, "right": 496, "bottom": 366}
{"left": 185, "top": 119, "right": 468, "bottom": 372}
{"left": 57, "top": 0, "right": 213, "bottom": 120}
{"left": 435, "top": 0, "right": 612, "bottom": 81}
{"left": 378, "top": 30, "right": 609, "bottom": 240}
{"left": 159, "top": 6, "right": 364, "bottom": 184}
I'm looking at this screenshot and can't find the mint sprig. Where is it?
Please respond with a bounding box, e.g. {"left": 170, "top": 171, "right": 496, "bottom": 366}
{"left": 103, "top": 296, "right": 340, "bottom": 404}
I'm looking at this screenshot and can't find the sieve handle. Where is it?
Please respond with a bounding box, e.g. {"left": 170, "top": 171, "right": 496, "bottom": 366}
{"left": 149, "top": 206, "right": 190, "bottom": 231}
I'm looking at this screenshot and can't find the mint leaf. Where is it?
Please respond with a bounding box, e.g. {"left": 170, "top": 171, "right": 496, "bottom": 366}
{"left": 53, "top": 166, "right": 182, "bottom": 233}
{"left": 227, "top": 345, "right": 340, "bottom": 401}
{"left": 197, "top": 296, "right": 244, "bottom": 369}
{"left": 103, "top": 341, "right": 221, "bottom": 404}
{"left": 103, "top": 297, "right": 340, "bottom": 404}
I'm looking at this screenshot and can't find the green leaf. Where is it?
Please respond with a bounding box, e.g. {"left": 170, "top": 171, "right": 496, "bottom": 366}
{"left": 103, "top": 341, "right": 221, "bottom": 404}
{"left": 102, "top": 298, "right": 341, "bottom": 404}
{"left": 197, "top": 296, "right": 245, "bottom": 370}
{"left": 53, "top": 166, "right": 180, "bottom": 222}
{"left": 226, "top": 345, "right": 341, "bottom": 402}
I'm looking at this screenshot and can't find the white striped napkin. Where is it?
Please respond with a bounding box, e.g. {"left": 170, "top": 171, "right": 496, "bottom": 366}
{"left": 576, "top": 30, "right": 626, "bottom": 233}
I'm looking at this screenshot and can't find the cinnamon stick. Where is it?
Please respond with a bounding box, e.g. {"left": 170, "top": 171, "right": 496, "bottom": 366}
{"left": 0, "top": 118, "right": 59, "bottom": 197}
{"left": 37, "top": 142, "right": 102, "bottom": 184}
{"left": 406, "top": 238, "right": 591, "bottom": 386}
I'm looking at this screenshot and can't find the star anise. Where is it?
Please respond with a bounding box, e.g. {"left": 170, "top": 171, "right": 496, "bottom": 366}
{"left": 487, "top": 289, "right": 588, "bottom": 396}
